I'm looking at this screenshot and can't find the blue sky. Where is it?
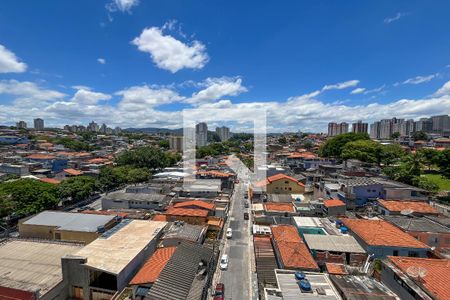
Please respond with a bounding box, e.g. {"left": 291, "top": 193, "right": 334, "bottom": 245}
{"left": 0, "top": 0, "right": 450, "bottom": 132}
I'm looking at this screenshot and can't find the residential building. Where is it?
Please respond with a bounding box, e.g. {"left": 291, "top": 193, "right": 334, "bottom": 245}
{"left": 328, "top": 122, "right": 348, "bottom": 137}
{"left": 384, "top": 215, "right": 450, "bottom": 251}
{"left": 62, "top": 220, "right": 167, "bottom": 298}
{"left": 175, "top": 179, "right": 222, "bottom": 198}
{"left": 165, "top": 207, "right": 209, "bottom": 225}
{"left": 0, "top": 163, "right": 29, "bottom": 176}
{"left": 270, "top": 225, "right": 319, "bottom": 271}
{"left": 87, "top": 121, "right": 99, "bottom": 132}
{"left": 370, "top": 121, "right": 380, "bottom": 139}
{"left": 18, "top": 211, "right": 117, "bottom": 244}
{"left": 377, "top": 200, "right": 439, "bottom": 216}
{"left": 336, "top": 178, "right": 383, "bottom": 208}
{"left": 253, "top": 236, "right": 278, "bottom": 288}
{"left": 101, "top": 190, "right": 171, "bottom": 211}
{"left": 16, "top": 120, "right": 27, "bottom": 129}
{"left": 254, "top": 173, "right": 305, "bottom": 194}
{"left": 431, "top": 114, "right": 450, "bottom": 134}
{"left": 129, "top": 246, "right": 177, "bottom": 296}
{"left": 322, "top": 199, "right": 346, "bottom": 216}
{"left": 215, "top": 126, "right": 230, "bottom": 141}
{"left": 160, "top": 221, "right": 207, "bottom": 247}
{"left": 25, "top": 153, "right": 68, "bottom": 173}
{"left": 381, "top": 256, "right": 450, "bottom": 300}
{"left": 264, "top": 269, "right": 341, "bottom": 299}
{"left": 168, "top": 135, "right": 183, "bottom": 152}
{"left": 341, "top": 219, "right": 430, "bottom": 258}
{"left": 400, "top": 119, "right": 415, "bottom": 137}
{"left": 330, "top": 275, "right": 398, "bottom": 300}
{"left": 292, "top": 216, "right": 343, "bottom": 236}
{"left": 351, "top": 120, "right": 368, "bottom": 134}
{"left": 33, "top": 118, "right": 44, "bottom": 131}
{"left": 0, "top": 239, "right": 83, "bottom": 300}
{"left": 414, "top": 117, "right": 433, "bottom": 133}
{"left": 379, "top": 119, "right": 393, "bottom": 139}
{"left": 195, "top": 122, "right": 208, "bottom": 147}
{"left": 146, "top": 242, "right": 214, "bottom": 300}
{"left": 303, "top": 234, "right": 367, "bottom": 267}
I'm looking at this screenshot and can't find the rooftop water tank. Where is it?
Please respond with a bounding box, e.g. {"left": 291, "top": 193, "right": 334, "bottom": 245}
{"left": 295, "top": 271, "right": 306, "bottom": 280}
{"left": 340, "top": 226, "right": 348, "bottom": 234}
{"left": 299, "top": 279, "right": 311, "bottom": 291}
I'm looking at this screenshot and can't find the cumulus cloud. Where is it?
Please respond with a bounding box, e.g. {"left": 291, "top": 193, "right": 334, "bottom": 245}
{"left": 0, "top": 44, "right": 27, "bottom": 73}
{"left": 322, "top": 80, "right": 359, "bottom": 91}
{"left": 71, "top": 88, "right": 111, "bottom": 105}
{"left": 106, "top": 0, "right": 139, "bottom": 13}
{"left": 351, "top": 87, "right": 366, "bottom": 94}
{"left": 403, "top": 74, "right": 437, "bottom": 85}
{"left": 97, "top": 58, "right": 106, "bottom": 64}
{"left": 0, "top": 79, "right": 65, "bottom": 101}
{"left": 186, "top": 77, "right": 247, "bottom": 104}
{"left": 116, "top": 85, "right": 184, "bottom": 111}
{"left": 132, "top": 25, "right": 209, "bottom": 73}
{"left": 384, "top": 12, "right": 409, "bottom": 24}
{"left": 433, "top": 80, "right": 450, "bottom": 97}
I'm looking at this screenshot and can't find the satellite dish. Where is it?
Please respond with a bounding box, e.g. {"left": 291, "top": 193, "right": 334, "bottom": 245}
{"left": 406, "top": 266, "right": 419, "bottom": 278}
{"left": 401, "top": 209, "right": 414, "bottom": 216}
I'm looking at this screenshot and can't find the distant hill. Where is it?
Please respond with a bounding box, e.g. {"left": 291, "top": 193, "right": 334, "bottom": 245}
{"left": 124, "top": 127, "right": 183, "bottom": 134}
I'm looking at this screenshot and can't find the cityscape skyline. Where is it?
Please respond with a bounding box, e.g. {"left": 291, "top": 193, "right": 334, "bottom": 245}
{"left": 1, "top": 1, "right": 450, "bottom": 131}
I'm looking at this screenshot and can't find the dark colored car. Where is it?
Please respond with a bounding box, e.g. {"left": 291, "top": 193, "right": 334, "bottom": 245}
{"left": 214, "top": 283, "right": 225, "bottom": 300}
{"left": 244, "top": 212, "right": 249, "bottom": 220}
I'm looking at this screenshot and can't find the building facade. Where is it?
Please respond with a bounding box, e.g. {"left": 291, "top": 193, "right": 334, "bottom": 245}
{"left": 33, "top": 118, "right": 44, "bottom": 131}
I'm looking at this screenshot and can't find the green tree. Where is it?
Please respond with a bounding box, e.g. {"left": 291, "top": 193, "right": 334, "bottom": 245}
{"left": 412, "top": 176, "right": 439, "bottom": 193}
{"left": 57, "top": 176, "right": 99, "bottom": 202}
{"left": 158, "top": 140, "right": 170, "bottom": 149}
{"left": 341, "top": 140, "right": 380, "bottom": 164}
{"left": 419, "top": 148, "right": 439, "bottom": 170}
{"left": 391, "top": 132, "right": 400, "bottom": 139}
{"left": 319, "top": 132, "right": 370, "bottom": 157}
{"left": 436, "top": 149, "right": 450, "bottom": 178}
{"left": 116, "top": 146, "right": 180, "bottom": 169}
{"left": 278, "top": 137, "right": 287, "bottom": 144}
{"left": 412, "top": 131, "right": 428, "bottom": 141}
{"left": 379, "top": 144, "right": 405, "bottom": 166}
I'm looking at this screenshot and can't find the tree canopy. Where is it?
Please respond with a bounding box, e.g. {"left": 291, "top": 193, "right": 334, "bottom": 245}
{"left": 116, "top": 146, "right": 180, "bottom": 169}
{"left": 319, "top": 132, "right": 370, "bottom": 157}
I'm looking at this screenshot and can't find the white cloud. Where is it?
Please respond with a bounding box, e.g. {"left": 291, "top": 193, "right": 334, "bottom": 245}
{"left": 433, "top": 80, "right": 450, "bottom": 97}
{"left": 106, "top": 0, "right": 139, "bottom": 13}
{"left": 364, "top": 85, "right": 385, "bottom": 95}
{"left": 322, "top": 80, "right": 359, "bottom": 91}
{"left": 403, "top": 74, "right": 437, "bottom": 85}
{"left": 384, "top": 12, "right": 409, "bottom": 24}
{"left": 0, "top": 44, "right": 27, "bottom": 73}
{"left": 97, "top": 58, "right": 106, "bottom": 64}
{"left": 351, "top": 87, "right": 366, "bottom": 94}
{"left": 116, "top": 85, "right": 184, "bottom": 111}
{"left": 132, "top": 26, "right": 209, "bottom": 73}
{"left": 186, "top": 77, "right": 247, "bottom": 104}
{"left": 0, "top": 79, "right": 65, "bottom": 101}
{"left": 71, "top": 88, "right": 111, "bottom": 105}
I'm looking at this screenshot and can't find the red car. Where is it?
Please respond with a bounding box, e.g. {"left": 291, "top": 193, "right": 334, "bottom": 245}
{"left": 214, "top": 283, "right": 225, "bottom": 300}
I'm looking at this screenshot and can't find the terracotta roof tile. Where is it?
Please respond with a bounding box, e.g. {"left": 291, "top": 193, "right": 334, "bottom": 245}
{"left": 39, "top": 178, "right": 61, "bottom": 184}
{"left": 130, "top": 247, "right": 177, "bottom": 285}
{"left": 270, "top": 225, "right": 319, "bottom": 271}
{"left": 166, "top": 207, "right": 209, "bottom": 217}
{"left": 80, "top": 210, "right": 128, "bottom": 218}
{"left": 388, "top": 256, "right": 450, "bottom": 300}
{"left": 264, "top": 203, "right": 294, "bottom": 212}
{"left": 342, "top": 219, "right": 430, "bottom": 249}
{"left": 152, "top": 214, "right": 168, "bottom": 222}
{"left": 197, "top": 170, "right": 233, "bottom": 178}
{"left": 323, "top": 199, "right": 346, "bottom": 208}
{"left": 378, "top": 200, "right": 439, "bottom": 215}
{"left": 173, "top": 200, "right": 215, "bottom": 211}
{"left": 26, "top": 154, "right": 56, "bottom": 160}
{"left": 326, "top": 263, "right": 348, "bottom": 275}
{"left": 255, "top": 173, "right": 305, "bottom": 188}
{"left": 63, "top": 168, "right": 83, "bottom": 176}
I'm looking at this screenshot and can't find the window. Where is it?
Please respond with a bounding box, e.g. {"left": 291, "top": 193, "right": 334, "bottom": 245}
{"left": 285, "top": 181, "right": 289, "bottom": 184}
{"left": 408, "top": 251, "right": 418, "bottom": 257}
{"left": 393, "top": 250, "right": 399, "bottom": 256}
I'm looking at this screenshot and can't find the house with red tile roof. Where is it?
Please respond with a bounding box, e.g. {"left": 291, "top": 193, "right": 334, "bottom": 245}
{"left": 254, "top": 173, "right": 305, "bottom": 194}
{"left": 342, "top": 218, "right": 430, "bottom": 258}
{"left": 165, "top": 207, "right": 209, "bottom": 225}
{"left": 322, "top": 199, "right": 346, "bottom": 216}
{"left": 173, "top": 200, "right": 215, "bottom": 212}
{"left": 129, "top": 246, "right": 177, "bottom": 288}
{"left": 270, "top": 224, "right": 319, "bottom": 271}
{"left": 263, "top": 203, "right": 295, "bottom": 216}
{"left": 377, "top": 200, "right": 439, "bottom": 216}
{"left": 382, "top": 256, "right": 450, "bottom": 300}
{"left": 39, "top": 177, "right": 61, "bottom": 184}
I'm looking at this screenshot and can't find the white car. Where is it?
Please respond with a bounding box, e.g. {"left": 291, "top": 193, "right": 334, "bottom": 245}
{"left": 220, "top": 254, "right": 229, "bottom": 270}
{"left": 226, "top": 228, "right": 232, "bottom": 239}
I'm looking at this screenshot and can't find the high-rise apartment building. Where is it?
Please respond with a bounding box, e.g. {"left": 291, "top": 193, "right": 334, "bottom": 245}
{"left": 169, "top": 136, "right": 184, "bottom": 152}
{"left": 351, "top": 121, "right": 368, "bottom": 134}
{"left": 327, "top": 122, "right": 348, "bottom": 136}
{"left": 195, "top": 122, "right": 208, "bottom": 147}
{"left": 414, "top": 118, "right": 433, "bottom": 133}
{"left": 431, "top": 115, "right": 450, "bottom": 134}
{"left": 33, "top": 118, "right": 44, "bottom": 131}
{"left": 400, "top": 119, "right": 415, "bottom": 137}
{"left": 369, "top": 121, "right": 380, "bottom": 139}
{"left": 216, "top": 126, "right": 230, "bottom": 141}
{"left": 16, "top": 121, "right": 27, "bottom": 129}
{"left": 87, "top": 121, "right": 99, "bottom": 132}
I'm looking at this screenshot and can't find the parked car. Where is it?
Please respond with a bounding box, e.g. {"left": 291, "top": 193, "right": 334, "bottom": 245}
{"left": 213, "top": 283, "right": 225, "bottom": 300}
{"left": 220, "top": 254, "right": 229, "bottom": 270}
{"left": 244, "top": 201, "right": 249, "bottom": 208}
{"left": 244, "top": 212, "right": 249, "bottom": 220}
{"left": 226, "top": 228, "right": 232, "bottom": 239}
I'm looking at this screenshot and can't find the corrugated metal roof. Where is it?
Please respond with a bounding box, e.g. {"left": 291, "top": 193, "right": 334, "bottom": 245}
{"left": 303, "top": 234, "right": 366, "bottom": 254}
{"left": 23, "top": 211, "right": 115, "bottom": 232}
{"left": 254, "top": 236, "right": 278, "bottom": 287}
